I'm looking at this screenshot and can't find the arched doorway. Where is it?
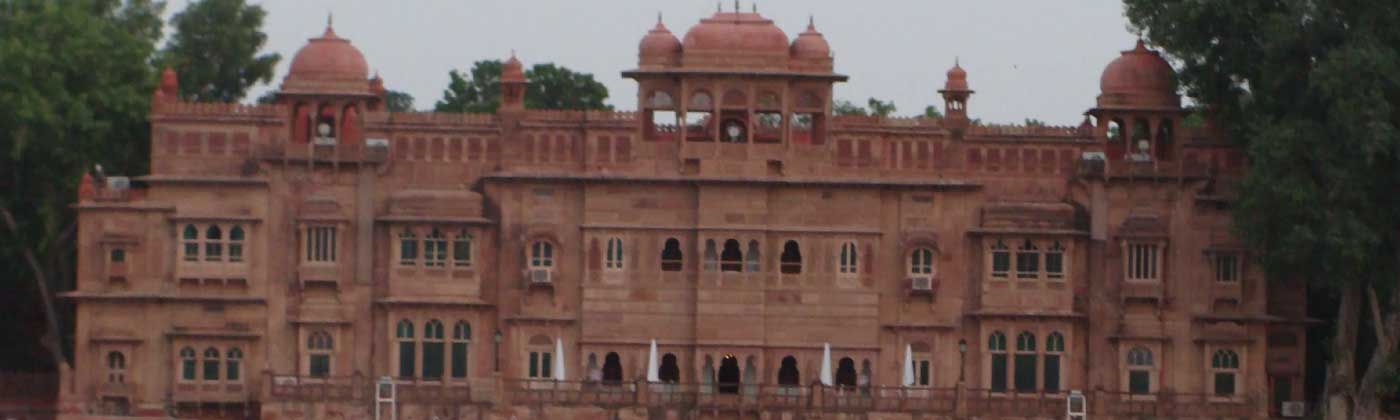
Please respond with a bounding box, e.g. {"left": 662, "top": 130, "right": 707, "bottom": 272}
{"left": 659, "top": 353, "right": 680, "bottom": 383}
{"left": 718, "top": 355, "right": 741, "bottom": 394}
{"left": 778, "top": 356, "right": 800, "bottom": 385}
{"left": 836, "top": 357, "right": 857, "bottom": 389}
{"left": 602, "top": 352, "right": 622, "bottom": 383}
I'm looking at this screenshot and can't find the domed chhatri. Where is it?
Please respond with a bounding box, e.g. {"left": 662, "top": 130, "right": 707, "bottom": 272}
{"left": 281, "top": 18, "right": 371, "bottom": 95}
{"left": 789, "top": 16, "right": 830, "bottom": 60}
{"left": 502, "top": 52, "right": 525, "bottom": 83}
{"left": 944, "top": 60, "right": 970, "bottom": 92}
{"left": 1097, "top": 40, "right": 1179, "bottom": 109}
{"left": 682, "top": 11, "right": 789, "bottom": 54}
{"left": 639, "top": 14, "right": 682, "bottom": 67}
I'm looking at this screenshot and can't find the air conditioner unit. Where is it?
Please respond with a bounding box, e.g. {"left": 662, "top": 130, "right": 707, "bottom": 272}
{"left": 528, "top": 268, "right": 552, "bottom": 285}
{"left": 908, "top": 276, "right": 933, "bottom": 291}
{"left": 365, "top": 138, "right": 389, "bottom": 148}
{"left": 1281, "top": 401, "right": 1305, "bottom": 418}
{"left": 106, "top": 176, "right": 130, "bottom": 190}
{"left": 312, "top": 136, "right": 337, "bottom": 146}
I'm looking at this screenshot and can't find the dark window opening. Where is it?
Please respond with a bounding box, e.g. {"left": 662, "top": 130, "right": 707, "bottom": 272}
{"left": 718, "top": 356, "right": 741, "bottom": 394}
{"left": 990, "top": 354, "right": 1008, "bottom": 392}
{"left": 720, "top": 239, "right": 743, "bottom": 272}
{"left": 835, "top": 357, "right": 857, "bottom": 388}
{"left": 602, "top": 352, "right": 623, "bottom": 383}
{"left": 1014, "top": 354, "right": 1036, "bottom": 392}
{"left": 659, "top": 353, "right": 680, "bottom": 383}
{"left": 1044, "top": 355, "right": 1060, "bottom": 392}
{"left": 780, "top": 240, "right": 803, "bottom": 274}
{"left": 661, "top": 238, "right": 683, "bottom": 272}
{"left": 777, "top": 356, "right": 800, "bottom": 386}
{"left": 1129, "top": 371, "right": 1151, "bottom": 394}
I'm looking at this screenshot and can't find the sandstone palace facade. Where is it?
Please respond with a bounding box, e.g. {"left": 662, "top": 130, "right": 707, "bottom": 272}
{"left": 61, "top": 8, "right": 1309, "bottom": 420}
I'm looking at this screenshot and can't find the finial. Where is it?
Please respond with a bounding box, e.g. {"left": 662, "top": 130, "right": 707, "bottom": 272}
{"left": 717, "top": 2, "right": 721, "bottom": 12}
{"left": 955, "top": 56, "right": 960, "bottom": 66}
{"left": 752, "top": 2, "right": 757, "bottom": 13}
{"left": 807, "top": 14, "right": 815, "bottom": 30}
{"left": 735, "top": 0, "right": 740, "bottom": 13}
{"left": 327, "top": 12, "right": 333, "bottom": 29}
{"left": 657, "top": 11, "right": 662, "bottom": 24}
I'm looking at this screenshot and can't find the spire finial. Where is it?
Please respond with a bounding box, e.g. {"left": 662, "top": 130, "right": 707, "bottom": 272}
{"left": 752, "top": 2, "right": 757, "bottom": 13}
{"left": 327, "top": 12, "right": 333, "bottom": 29}
{"left": 735, "top": 0, "right": 740, "bottom": 13}
{"left": 807, "top": 14, "right": 815, "bottom": 30}
{"left": 657, "top": 11, "right": 662, "bottom": 24}
{"left": 717, "top": 2, "right": 721, "bottom": 13}
{"left": 955, "top": 56, "right": 960, "bottom": 67}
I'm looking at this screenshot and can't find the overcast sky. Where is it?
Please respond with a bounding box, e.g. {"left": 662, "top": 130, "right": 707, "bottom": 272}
{"left": 162, "top": 0, "right": 1141, "bottom": 126}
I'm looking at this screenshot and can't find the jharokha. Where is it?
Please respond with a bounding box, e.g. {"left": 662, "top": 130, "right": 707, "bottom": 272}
{"left": 62, "top": 7, "right": 1307, "bottom": 420}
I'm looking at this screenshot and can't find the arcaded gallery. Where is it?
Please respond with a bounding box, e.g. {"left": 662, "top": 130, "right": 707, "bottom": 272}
{"left": 60, "top": 6, "right": 1307, "bottom": 420}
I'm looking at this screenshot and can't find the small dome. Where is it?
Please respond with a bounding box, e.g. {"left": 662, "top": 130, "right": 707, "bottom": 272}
{"left": 281, "top": 22, "right": 370, "bottom": 94}
{"left": 639, "top": 16, "right": 682, "bottom": 63}
{"left": 1098, "top": 40, "right": 1178, "bottom": 108}
{"left": 502, "top": 52, "right": 525, "bottom": 82}
{"left": 944, "top": 61, "right": 969, "bottom": 92}
{"left": 790, "top": 18, "right": 830, "bottom": 59}
{"left": 682, "top": 12, "right": 789, "bottom": 54}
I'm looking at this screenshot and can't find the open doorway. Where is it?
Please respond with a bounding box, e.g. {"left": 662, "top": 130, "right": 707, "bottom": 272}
{"left": 718, "top": 355, "right": 741, "bottom": 394}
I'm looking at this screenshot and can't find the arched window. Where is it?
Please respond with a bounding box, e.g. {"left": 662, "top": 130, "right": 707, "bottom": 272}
{"left": 1044, "top": 332, "right": 1064, "bottom": 392}
{"left": 396, "top": 320, "right": 415, "bottom": 378}
{"left": 307, "top": 330, "right": 333, "bottom": 378}
{"left": 179, "top": 347, "right": 196, "bottom": 381}
{"left": 424, "top": 229, "right": 447, "bottom": 267}
{"left": 780, "top": 240, "right": 803, "bottom": 274}
{"left": 988, "top": 332, "right": 1008, "bottom": 392}
{"left": 526, "top": 335, "right": 553, "bottom": 379}
{"left": 602, "top": 352, "right": 623, "bottom": 383}
{"left": 398, "top": 229, "right": 418, "bottom": 266}
{"left": 182, "top": 225, "right": 200, "bottom": 262}
{"left": 745, "top": 240, "right": 761, "bottom": 272}
{"left": 228, "top": 226, "right": 245, "bottom": 262}
{"left": 1046, "top": 241, "right": 1065, "bottom": 280}
{"left": 989, "top": 240, "right": 1010, "bottom": 279}
{"left": 717, "top": 355, "right": 740, "bottom": 394}
{"left": 452, "top": 230, "right": 473, "bottom": 267}
{"left": 909, "top": 248, "right": 934, "bottom": 275}
{"left": 702, "top": 240, "right": 718, "bottom": 271}
{"left": 204, "top": 226, "right": 223, "bottom": 261}
{"left": 530, "top": 241, "right": 554, "bottom": 268}
{"left": 106, "top": 351, "right": 126, "bottom": 384}
{"left": 451, "top": 321, "right": 471, "bottom": 379}
{"left": 839, "top": 241, "right": 859, "bottom": 274}
{"left": 605, "top": 237, "right": 624, "bottom": 270}
{"left": 649, "top": 91, "right": 674, "bottom": 109}
{"left": 1016, "top": 240, "right": 1040, "bottom": 279}
{"left": 777, "top": 356, "right": 800, "bottom": 386}
{"left": 1127, "top": 346, "right": 1153, "bottom": 394}
{"left": 659, "top": 353, "right": 680, "bottom": 383}
{"left": 226, "top": 348, "right": 243, "bottom": 382}
{"left": 835, "top": 357, "right": 857, "bottom": 388}
{"left": 1014, "top": 332, "right": 1036, "bottom": 392}
{"left": 660, "top": 238, "right": 683, "bottom": 272}
{"left": 1211, "top": 349, "right": 1241, "bottom": 396}
{"left": 202, "top": 347, "right": 220, "bottom": 381}
{"left": 422, "top": 320, "right": 445, "bottom": 379}
{"left": 720, "top": 239, "right": 743, "bottom": 272}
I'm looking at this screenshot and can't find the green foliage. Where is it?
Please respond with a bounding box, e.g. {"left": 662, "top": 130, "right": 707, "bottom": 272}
{"left": 832, "top": 99, "right": 867, "bottom": 116}
{"left": 0, "top": 0, "right": 165, "bottom": 369}
{"left": 384, "top": 90, "right": 414, "bottom": 113}
{"left": 158, "top": 0, "right": 279, "bottom": 102}
{"left": 922, "top": 105, "right": 943, "bottom": 118}
{"left": 434, "top": 60, "right": 610, "bottom": 113}
{"left": 866, "top": 98, "right": 896, "bottom": 117}
{"left": 1124, "top": 0, "right": 1400, "bottom": 289}
{"left": 1023, "top": 118, "right": 1046, "bottom": 127}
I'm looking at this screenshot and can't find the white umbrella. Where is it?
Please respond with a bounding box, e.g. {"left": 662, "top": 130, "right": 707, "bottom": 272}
{"left": 553, "top": 337, "right": 566, "bottom": 381}
{"left": 646, "top": 339, "right": 660, "bottom": 382}
{"left": 819, "top": 343, "right": 833, "bottom": 386}
{"left": 902, "top": 344, "right": 915, "bottom": 387}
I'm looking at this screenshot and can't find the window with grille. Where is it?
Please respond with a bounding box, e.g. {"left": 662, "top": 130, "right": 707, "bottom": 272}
{"left": 1215, "top": 253, "right": 1240, "bottom": 283}
{"left": 452, "top": 231, "right": 473, "bottom": 267}
{"left": 838, "top": 241, "right": 859, "bottom": 274}
{"left": 304, "top": 226, "right": 337, "bottom": 263}
{"left": 910, "top": 248, "right": 934, "bottom": 275}
{"left": 990, "top": 240, "right": 1010, "bottom": 279}
{"left": 1045, "top": 241, "right": 1065, "bottom": 280}
{"left": 1127, "top": 346, "right": 1153, "bottom": 394}
{"left": 225, "top": 348, "right": 242, "bottom": 382}
{"left": 106, "top": 351, "right": 126, "bottom": 384}
{"left": 451, "top": 322, "right": 471, "bottom": 379}
{"left": 1125, "top": 243, "right": 1160, "bottom": 281}
{"left": 1016, "top": 241, "right": 1040, "bottom": 279}
{"left": 399, "top": 230, "right": 418, "bottom": 266}
{"left": 528, "top": 351, "right": 553, "bottom": 379}
{"left": 307, "top": 331, "right": 334, "bottom": 378}
{"left": 530, "top": 242, "right": 554, "bottom": 268}
{"left": 1044, "top": 332, "right": 1064, "bottom": 392}
{"left": 605, "top": 237, "right": 624, "bottom": 270}
{"left": 1211, "top": 349, "right": 1240, "bottom": 397}
{"left": 422, "top": 320, "right": 445, "bottom": 379}
{"left": 1014, "top": 332, "right": 1037, "bottom": 392}
{"left": 179, "top": 224, "right": 247, "bottom": 264}
{"left": 396, "top": 320, "right": 415, "bottom": 378}
{"left": 989, "top": 331, "right": 1008, "bottom": 392}
{"left": 424, "top": 229, "right": 447, "bottom": 267}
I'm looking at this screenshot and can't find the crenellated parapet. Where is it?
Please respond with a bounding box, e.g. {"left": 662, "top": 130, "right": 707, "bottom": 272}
{"left": 150, "top": 101, "right": 287, "bottom": 124}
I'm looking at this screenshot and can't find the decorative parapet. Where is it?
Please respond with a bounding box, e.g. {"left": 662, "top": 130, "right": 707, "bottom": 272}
{"left": 968, "top": 123, "right": 1087, "bottom": 139}
{"left": 367, "top": 111, "right": 497, "bottom": 127}
{"left": 151, "top": 102, "right": 286, "bottom": 123}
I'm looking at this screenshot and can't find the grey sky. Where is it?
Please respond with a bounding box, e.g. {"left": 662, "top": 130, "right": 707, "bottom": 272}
{"left": 163, "top": 0, "right": 1140, "bottom": 126}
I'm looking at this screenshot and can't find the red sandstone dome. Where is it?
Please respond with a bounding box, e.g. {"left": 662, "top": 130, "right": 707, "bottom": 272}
{"left": 502, "top": 53, "right": 525, "bottom": 82}
{"left": 280, "top": 22, "right": 371, "bottom": 95}
{"left": 789, "top": 19, "right": 830, "bottom": 59}
{"left": 639, "top": 18, "right": 682, "bottom": 58}
{"left": 682, "top": 12, "right": 789, "bottom": 54}
{"left": 1098, "top": 40, "right": 1179, "bottom": 108}
{"left": 944, "top": 62, "right": 969, "bottom": 91}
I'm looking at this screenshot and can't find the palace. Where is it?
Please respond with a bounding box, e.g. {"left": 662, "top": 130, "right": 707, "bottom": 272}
{"left": 60, "top": 7, "right": 1309, "bottom": 420}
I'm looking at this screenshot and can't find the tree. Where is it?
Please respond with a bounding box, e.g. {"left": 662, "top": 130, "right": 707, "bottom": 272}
{"left": 1023, "top": 118, "right": 1045, "bottom": 127}
{"left": 1124, "top": 1, "right": 1400, "bottom": 418}
{"left": 832, "top": 99, "right": 867, "bottom": 116}
{"left": 434, "top": 60, "right": 610, "bottom": 113}
{"left": 0, "top": 0, "right": 165, "bottom": 370}
{"left": 922, "top": 105, "right": 943, "bottom": 118}
{"left": 384, "top": 90, "right": 414, "bottom": 113}
{"left": 866, "top": 98, "right": 896, "bottom": 118}
{"left": 158, "top": 0, "right": 280, "bottom": 102}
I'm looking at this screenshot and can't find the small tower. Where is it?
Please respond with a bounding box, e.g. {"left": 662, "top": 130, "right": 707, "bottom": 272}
{"left": 151, "top": 67, "right": 179, "bottom": 109}
{"left": 500, "top": 52, "right": 527, "bottom": 112}
{"left": 939, "top": 60, "right": 974, "bottom": 135}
